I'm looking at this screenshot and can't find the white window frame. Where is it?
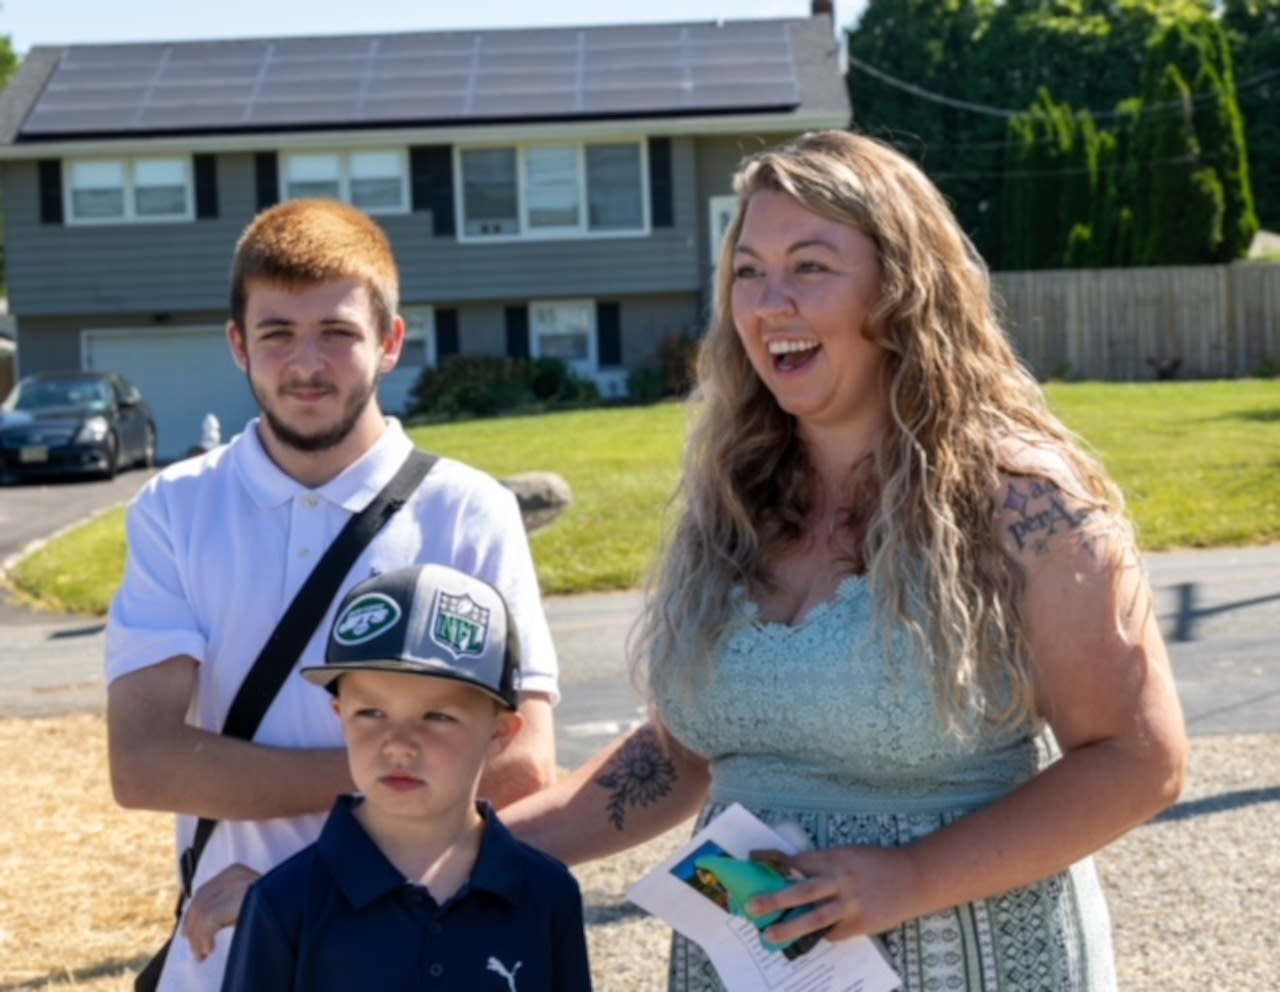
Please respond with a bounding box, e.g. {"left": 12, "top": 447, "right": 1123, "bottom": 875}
{"left": 399, "top": 305, "right": 437, "bottom": 370}
{"left": 279, "top": 149, "right": 409, "bottom": 215}
{"left": 529, "top": 298, "right": 597, "bottom": 376}
{"left": 64, "top": 156, "right": 195, "bottom": 225}
{"left": 454, "top": 139, "right": 650, "bottom": 244}
{"left": 708, "top": 194, "right": 738, "bottom": 267}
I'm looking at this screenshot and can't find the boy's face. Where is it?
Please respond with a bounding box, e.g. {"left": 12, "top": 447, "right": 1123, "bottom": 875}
{"left": 332, "top": 670, "right": 518, "bottom": 825}
{"left": 227, "top": 277, "right": 404, "bottom": 455}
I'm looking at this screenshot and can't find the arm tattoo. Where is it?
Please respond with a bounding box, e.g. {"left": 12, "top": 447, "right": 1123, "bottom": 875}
{"left": 1003, "top": 479, "right": 1093, "bottom": 555}
{"left": 593, "top": 726, "right": 678, "bottom": 831}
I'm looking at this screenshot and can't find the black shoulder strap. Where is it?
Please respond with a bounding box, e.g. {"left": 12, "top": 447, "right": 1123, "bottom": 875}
{"left": 179, "top": 448, "right": 436, "bottom": 897}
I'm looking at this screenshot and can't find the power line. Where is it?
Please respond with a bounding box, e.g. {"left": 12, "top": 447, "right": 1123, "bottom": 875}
{"left": 929, "top": 153, "right": 1201, "bottom": 181}
{"left": 847, "top": 53, "right": 1280, "bottom": 121}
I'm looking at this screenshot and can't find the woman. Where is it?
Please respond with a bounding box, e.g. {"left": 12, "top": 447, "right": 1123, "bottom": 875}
{"left": 506, "top": 130, "right": 1186, "bottom": 991}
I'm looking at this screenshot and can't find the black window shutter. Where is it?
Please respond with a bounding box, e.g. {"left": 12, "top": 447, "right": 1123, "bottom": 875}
{"left": 38, "top": 159, "right": 64, "bottom": 225}
{"left": 504, "top": 305, "right": 530, "bottom": 359}
{"left": 194, "top": 154, "right": 219, "bottom": 219}
{"left": 435, "top": 308, "right": 459, "bottom": 359}
{"left": 255, "top": 153, "right": 279, "bottom": 212}
{"left": 648, "top": 137, "right": 673, "bottom": 228}
{"left": 410, "top": 146, "right": 456, "bottom": 237}
{"left": 597, "top": 301, "right": 622, "bottom": 367}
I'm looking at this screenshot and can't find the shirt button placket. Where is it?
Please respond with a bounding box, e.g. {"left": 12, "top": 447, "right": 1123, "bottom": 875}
{"left": 286, "top": 492, "right": 324, "bottom": 591}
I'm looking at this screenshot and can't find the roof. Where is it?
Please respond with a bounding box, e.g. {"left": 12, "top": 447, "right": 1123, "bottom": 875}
{"left": 0, "top": 18, "right": 848, "bottom": 155}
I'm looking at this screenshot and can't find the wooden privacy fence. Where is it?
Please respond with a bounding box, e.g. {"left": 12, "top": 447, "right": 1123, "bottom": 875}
{"left": 992, "top": 263, "right": 1280, "bottom": 381}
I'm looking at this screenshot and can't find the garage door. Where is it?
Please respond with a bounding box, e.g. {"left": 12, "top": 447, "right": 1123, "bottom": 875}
{"left": 84, "top": 328, "right": 257, "bottom": 463}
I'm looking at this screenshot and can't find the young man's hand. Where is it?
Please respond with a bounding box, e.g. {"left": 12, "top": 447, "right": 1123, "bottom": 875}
{"left": 181, "top": 863, "right": 261, "bottom": 961}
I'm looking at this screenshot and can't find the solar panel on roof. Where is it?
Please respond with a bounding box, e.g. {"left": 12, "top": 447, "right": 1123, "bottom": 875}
{"left": 20, "top": 20, "right": 802, "bottom": 137}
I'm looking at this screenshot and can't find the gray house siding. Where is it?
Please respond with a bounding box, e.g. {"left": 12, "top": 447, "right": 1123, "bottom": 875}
{"left": 14, "top": 311, "right": 229, "bottom": 375}
{"left": 611, "top": 293, "right": 700, "bottom": 368}
{"left": 5, "top": 136, "right": 701, "bottom": 319}
{"left": 2, "top": 158, "right": 257, "bottom": 318}
{"left": 394, "top": 137, "right": 700, "bottom": 303}
{"left": 11, "top": 315, "right": 82, "bottom": 373}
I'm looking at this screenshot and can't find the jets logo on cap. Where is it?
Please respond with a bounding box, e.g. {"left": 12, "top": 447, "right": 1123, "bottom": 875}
{"left": 431, "top": 590, "right": 489, "bottom": 657}
{"left": 333, "top": 593, "right": 402, "bottom": 646}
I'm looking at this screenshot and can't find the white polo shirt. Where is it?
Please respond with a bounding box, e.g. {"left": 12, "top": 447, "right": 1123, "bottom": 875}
{"left": 105, "top": 418, "right": 559, "bottom": 992}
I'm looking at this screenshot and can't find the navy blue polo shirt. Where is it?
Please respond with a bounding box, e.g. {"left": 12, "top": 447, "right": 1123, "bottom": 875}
{"left": 221, "top": 796, "right": 592, "bottom": 991}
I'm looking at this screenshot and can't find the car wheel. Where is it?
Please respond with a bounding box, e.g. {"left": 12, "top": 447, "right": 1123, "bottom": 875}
{"left": 138, "top": 424, "right": 157, "bottom": 469}
{"left": 100, "top": 432, "right": 119, "bottom": 480}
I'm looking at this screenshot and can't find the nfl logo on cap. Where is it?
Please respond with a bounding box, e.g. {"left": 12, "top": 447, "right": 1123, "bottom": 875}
{"left": 302, "top": 564, "right": 521, "bottom": 709}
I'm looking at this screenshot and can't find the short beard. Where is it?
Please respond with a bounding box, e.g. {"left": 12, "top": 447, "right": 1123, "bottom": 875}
{"left": 250, "top": 370, "right": 382, "bottom": 454}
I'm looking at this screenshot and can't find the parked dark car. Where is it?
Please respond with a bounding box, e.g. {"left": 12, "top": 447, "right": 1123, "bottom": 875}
{"left": 0, "top": 371, "right": 156, "bottom": 481}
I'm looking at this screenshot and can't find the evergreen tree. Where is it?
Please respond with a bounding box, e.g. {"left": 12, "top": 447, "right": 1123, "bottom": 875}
{"left": 845, "top": 0, "right": 1243, "bottom": 267}
{"left": 1192, "top": 61, "right": 1258, "bottom": 261}
{"left": 1139, "top": 66, "right": 1224, "bottom": 264}
{"left": 1001, "top": 89, "right": 1099, "bottom": 269}
{"left": 1223, "top": 0, "right": 1280, "bottom": 232}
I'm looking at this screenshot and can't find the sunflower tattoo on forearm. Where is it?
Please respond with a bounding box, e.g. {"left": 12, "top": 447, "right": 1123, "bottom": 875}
{"left": 594, "top": 726, "right": 678, "bottom": 830}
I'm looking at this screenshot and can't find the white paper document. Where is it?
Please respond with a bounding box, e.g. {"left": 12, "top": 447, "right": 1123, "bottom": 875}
{"left": 627, "top": 803, "right": 902, "bottom": 992}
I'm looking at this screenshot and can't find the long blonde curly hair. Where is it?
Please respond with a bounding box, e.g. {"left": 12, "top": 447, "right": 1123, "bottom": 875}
{"left": 634, "top": 130, "right": 1129, "bottom": 732}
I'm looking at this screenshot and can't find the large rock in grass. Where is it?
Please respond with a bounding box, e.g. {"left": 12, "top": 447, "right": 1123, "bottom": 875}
{"left": 500, "top": 472, "right": 573, "bottom": 534}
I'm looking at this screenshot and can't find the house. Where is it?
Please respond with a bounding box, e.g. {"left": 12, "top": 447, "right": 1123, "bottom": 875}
{"left": 0, "top": 6, "right": 848, "bottom": 459}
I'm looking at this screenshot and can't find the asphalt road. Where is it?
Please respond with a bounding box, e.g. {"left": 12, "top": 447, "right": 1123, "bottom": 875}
{"left": 0, "top": 467, "right": 155, "bottom": 624}
{"left": 0, "top": 476, "right": 1277, "bottom": 768}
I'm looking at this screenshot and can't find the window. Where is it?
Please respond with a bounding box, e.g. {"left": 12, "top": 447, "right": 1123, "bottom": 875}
{"left": 587, "top": 144, "right": 644, "bottom": 231}
{"left": 66, "top": 157, "right": 193, "bottom": 223}
{"left": 134, "top": 159, "right": 189, "bottom": 217}
{"left": 283, "top": 153, "right": 341, "bottom": 200}
{"left": 530, "top": 300, "right": 595, "bottom": 375}
{"left": 525, "top": 146, "right": 580, "bottom": 230}
{"left": 350, "top": 152, "right": 404, "bottom": 211}
{"left": 457, "top": 140, "right": 648, "bottom": 241}
{"left": 461, "top": 148, "right": 518, "bottom": 236}
{"left": 281, "top": 150, "right": 408, "bottom": 214}
{"left": 399, "top": 306, "right": 436, "bottom": 369}
{"left": 708, "top": 194, "right": 738, "bottom": 266}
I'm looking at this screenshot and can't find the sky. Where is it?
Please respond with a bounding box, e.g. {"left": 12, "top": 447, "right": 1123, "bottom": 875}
{"left": 3, "top": 0, "right": 868, "bottom": 53}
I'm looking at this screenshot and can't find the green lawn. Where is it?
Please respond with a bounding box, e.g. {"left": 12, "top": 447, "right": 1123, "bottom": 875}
{"left": 6, "top": 381, "right": 1278, "bottom": 615}
{"left": 1045, "top": 381, "right": 1280, "bottom": 549}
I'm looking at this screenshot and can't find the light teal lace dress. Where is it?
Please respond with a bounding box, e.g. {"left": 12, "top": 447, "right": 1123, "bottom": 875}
{"left": 655, "top": 576, "right": 1117, "bottom": 992}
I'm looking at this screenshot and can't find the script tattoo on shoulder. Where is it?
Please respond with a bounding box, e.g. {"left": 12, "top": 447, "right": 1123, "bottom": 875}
{"left": 593, "top": 725, "right": 678, "bottom": 831}
{"left": 1003, "top": 479, "right": 1092, "bottom": 555}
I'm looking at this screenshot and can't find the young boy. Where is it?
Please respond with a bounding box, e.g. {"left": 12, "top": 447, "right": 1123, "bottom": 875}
{"left": 220, "top": 564, "right": 592, "bottom": 991}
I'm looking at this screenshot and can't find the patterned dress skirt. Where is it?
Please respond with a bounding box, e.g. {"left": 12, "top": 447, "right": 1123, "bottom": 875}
{"left": 667, "top": 799, "right": 1118, "bottom": 992}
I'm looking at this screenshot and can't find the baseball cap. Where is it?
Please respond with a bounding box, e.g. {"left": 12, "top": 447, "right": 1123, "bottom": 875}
{"left": 302, "top": 564, "right": 521, "bottom": 709}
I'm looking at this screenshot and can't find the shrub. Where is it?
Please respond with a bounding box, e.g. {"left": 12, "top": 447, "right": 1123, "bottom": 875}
{"left": 626, "top": 365, "right": 666, "bottom": 403}
{"left": 660, "top": 328, "right": 698, "bottom": 397}
{"left": 410, "top": 355, "right": 598, "bottom": 419}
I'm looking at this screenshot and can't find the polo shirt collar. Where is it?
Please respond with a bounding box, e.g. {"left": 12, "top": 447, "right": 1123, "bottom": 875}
{"left": 233, "top": 417, "right": 413, "bottom": 512}
{"left": 318, "top": 796, "right": 526, "bottom": 910}
{"left": 317, "top": 795, "right": 406, "bottom": 909}
{"left": 467, "top": 801, "right": 528, "bottom": 904}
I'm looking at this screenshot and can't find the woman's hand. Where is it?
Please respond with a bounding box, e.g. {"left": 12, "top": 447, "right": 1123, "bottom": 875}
{"left": 745, "top": 844, "right": 921, "bottom": 945}
{"left": 181, "top": 862, "right": 260, "bottom": 961}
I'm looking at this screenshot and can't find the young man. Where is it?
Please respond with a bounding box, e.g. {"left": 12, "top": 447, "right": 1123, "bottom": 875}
{"left": 105, "top": 199, "right": 559, "bottom": 992}
{"left": 221, "top": 564, "right": 592, "bottom": 992}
